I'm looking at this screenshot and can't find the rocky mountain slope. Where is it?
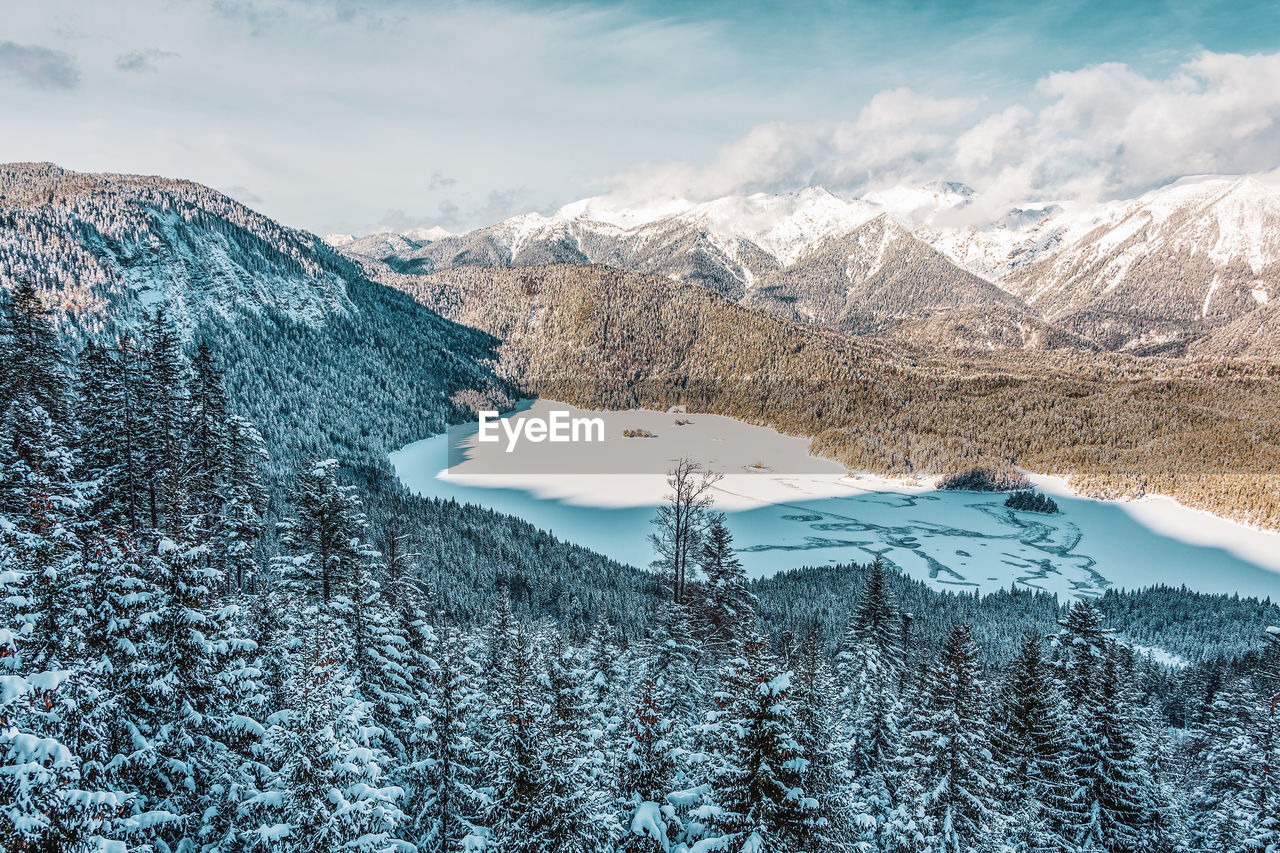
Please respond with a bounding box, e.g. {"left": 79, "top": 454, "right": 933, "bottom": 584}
{"left": 1000, "top": 177, "right": 1280, "bottom": 353}
{"left": 742, "top": 215, "right": 1032, "bottom": 336}
{"left": 336, "top": 175, "right": 1280, "bottom": 356}
{"left": 1, "top": 162, "right": 356, "bottom": 338}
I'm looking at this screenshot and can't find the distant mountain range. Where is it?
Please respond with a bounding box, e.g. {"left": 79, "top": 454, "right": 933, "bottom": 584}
{"left": 329, "top": 176, "right": 1280, "bottom": 357}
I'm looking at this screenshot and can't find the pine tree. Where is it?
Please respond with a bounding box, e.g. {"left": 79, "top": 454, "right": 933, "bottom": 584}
{"left": 1052, "top": 599, "right": 1110, "bottom": 708}
{"left": 0, "top": 524, "right": 138, "bottom": 851}
{"left": 411, "top": 624, "right": 486, "bottom": 852}
{"left": 185, "top": 340, "right": 231, "bottom": 540}
{"left": 701, "top": 630, "right": 816, "bottom": 853}
{"left": 617, "top": 678, "right": 678, "bottom": 852}
{"left": 541, "top": 631, "right": 618, "bottom": 852}
{"left": 791, "top": 625, "right": 854, "bottom": 850}
{"left": 273, "top": 458, "right": 378, "bottom": 629}
{"left": 836, "top": 556, "right": 905, "bottom": 847}
{"left": 485, "top": 624, "right": 545, "bottom": 851}
{"left": 251, "top": 649, "right": 408, "bottom": 852}
{"left": 1067, "top": 648, "right": 1149, "bottom": 853}
{"left": 645, "top": 602, "right": 704, "bottom": 732}
{"left": 1, "top": 280, "right": 68, "bottom": 423}
{"left": 213, "top": 415, "right": 267, "bottom": 593}
{"left": 990, "top": 633, "right": 1072, "bottom": 850}
{"left": 75, "top": 335, "right": 149, "bottom": 532}
{"left": 900, "top": 622, "right": 1002, "bottom": 853}
{"left": 1190, "top": 677, "right": 1267, "bottom": 853}
{"left": 140, "top": 310, "right": 189, "bottom": 534}
{"left": 582, "top": 619, "right": 627, "bottom": 788}
{"left": 699, "top": 512, "right": 756, "bottom": 655}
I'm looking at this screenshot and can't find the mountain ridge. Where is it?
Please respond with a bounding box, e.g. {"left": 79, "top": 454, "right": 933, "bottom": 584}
{"left": 334, "top": 174, "right": 1280, "bottom": 354}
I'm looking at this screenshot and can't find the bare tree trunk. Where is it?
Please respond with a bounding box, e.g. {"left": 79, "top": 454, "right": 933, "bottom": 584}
{"left": 649, "top": 457, "right": 722, "bottom": 605}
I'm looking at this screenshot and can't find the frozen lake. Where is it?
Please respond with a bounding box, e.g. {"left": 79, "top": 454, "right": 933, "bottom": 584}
{"left": 391, "top": 401, "right": 1280, "bottom": 601}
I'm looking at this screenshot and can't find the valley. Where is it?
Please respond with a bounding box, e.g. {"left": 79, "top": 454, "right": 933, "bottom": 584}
{"left": 379, "top": 261, "right": 1280, "bottom": 532}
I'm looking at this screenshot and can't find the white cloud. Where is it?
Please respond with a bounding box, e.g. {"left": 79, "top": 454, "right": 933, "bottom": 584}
{"left": 607, "top": 89, "right": 978, "bottom": 204}
{"left": 612, "top": 51, "right": 1280, "bottom": 213}
{"left": 116, "top": 48, "right": 178, "bottom": 73}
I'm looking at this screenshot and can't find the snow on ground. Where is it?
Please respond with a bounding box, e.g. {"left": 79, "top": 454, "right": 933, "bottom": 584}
{"left": 421, "top": 399, "right": 908, "bottom": 510}
{"left": 1028, "top": 474, "right": 1280, "bottom": 580}
{"left": 1126, "top": 644, "right": 1189, "bottom": 669}
{"left": 390, "top": 401, "right": 1280, "bottom": 600}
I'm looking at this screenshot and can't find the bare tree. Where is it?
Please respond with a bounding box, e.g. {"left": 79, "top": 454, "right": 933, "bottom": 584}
{"left": 649, "top": 457, "right": 722, "bottom": 604}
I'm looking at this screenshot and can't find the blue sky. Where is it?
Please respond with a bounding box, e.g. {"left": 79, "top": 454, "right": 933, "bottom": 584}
{"left": 2, "top": 0, "right": 1280, "bottom": 233}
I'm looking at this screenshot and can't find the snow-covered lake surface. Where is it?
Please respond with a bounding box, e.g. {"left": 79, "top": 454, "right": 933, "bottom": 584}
{"left": 391, "top": 401, "right": 1280, "bottom": 601}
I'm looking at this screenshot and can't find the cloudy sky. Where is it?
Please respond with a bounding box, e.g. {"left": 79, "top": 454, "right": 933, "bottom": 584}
{"left": 3, "top": 0, "right": 1280, "bottom": 234}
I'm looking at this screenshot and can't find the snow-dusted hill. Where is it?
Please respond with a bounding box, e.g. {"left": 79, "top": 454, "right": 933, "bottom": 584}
{"left": 0, "top": 162, "right": 360, "bottom": 339}
{"left": 0, "top": 162, "right": 512, "bottom": 464}
{"left": 335, "top": 173, "right": 1280, "bottom": 354}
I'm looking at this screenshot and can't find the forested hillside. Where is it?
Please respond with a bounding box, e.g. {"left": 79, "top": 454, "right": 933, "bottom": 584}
{"left": 391, "top": 263, "right": 1280, "bottom": 530}
{"left": 0, "top": 163, "right": 653, "bottom": 633}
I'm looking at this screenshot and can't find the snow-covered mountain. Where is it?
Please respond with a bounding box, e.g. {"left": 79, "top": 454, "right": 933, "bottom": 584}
{"left": 1, "top": 162, "right": 357, "bottom": 338}
{"left": 334, "top": 173, "right": 1280, "bottom": 354}
{"left": 0, "top": 163, "right": 511, "bottom": 462}
{"left": 999, "top": 176, "right": 1280, "bottom": 351}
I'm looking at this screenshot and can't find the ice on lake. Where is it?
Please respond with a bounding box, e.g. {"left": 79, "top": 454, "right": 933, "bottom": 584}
{"left": 391, "top": 401, "right": 1280, "bottom": 601}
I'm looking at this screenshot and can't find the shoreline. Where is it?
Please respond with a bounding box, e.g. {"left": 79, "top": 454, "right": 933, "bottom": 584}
{"left": 1028, "top": 473, "right": 1280, "bottom": 579}
{"left": 399, "top": 400, "right": 1280, "bottom": 580}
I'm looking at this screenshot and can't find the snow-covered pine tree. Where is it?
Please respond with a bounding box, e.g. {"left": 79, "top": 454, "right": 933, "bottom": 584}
{"left": 484, "top": 624, "right": 545, "bottom": 851}
{"left": 481, "top": 591, "right": 519, "bottom": 693}
{"left": 698, "top": 512, "right": 756, "bottom": 656}
{"left": 1, "top": 280, "right": 68, "bottom": 424}
{"left": 74, "top": 335, "right": 148, "bottom": 532}
{"left": 273, "top": 458, "right": 380, "bottom": 638}
{"left": 617, "top": 677, "right": 678, "bottom": 852}
{"left": 1189, "top": 676, "right": 1269, "bottom": 852}
{"left": 140, "top": 309, "right": 190, "bottom": 535}
{"left": 251, "top": 647, "right": 409, "bottom": 852}
{"left": 0, "top": 288, "right": 166, "bottom": 850}
{"left": 900, "top": 622, "right": 1002, "bottom": 853}
{"left": 1051, "top": 599, "right": 1110, "bottom": 710}
{"left": 0, "top": 515, "right": 139, "bottom": 851}
{"left": 185, "top": 340, "right": 232, "bottom": 543}
{"left": 645, "top": 602, "right": 704, "bottom": 734}
{"left": 541, "top": 630, "right": 618, "bottom": 852}
{"left": 581, "top": 619, "right": 627, "bottom": 789}
{"left": 835, "top": 555, "right": 906, "bottom": 847}
{"left": 1066, "top": 647, "right": 1149, "bottom": 853}
{"left": 700, "top": 629, "right": 817, "bottom": 853}
{"left": 990, "top": 633, "right": 1072, "bottom": 850}
{"left": 791, "top": 624, "right": 855, "bottom": 850}
{"left": 214, "top": 415, "right": 268, "bottom": 593}
{"left": 410, "top": 623, "right": 486, "bottom": 853}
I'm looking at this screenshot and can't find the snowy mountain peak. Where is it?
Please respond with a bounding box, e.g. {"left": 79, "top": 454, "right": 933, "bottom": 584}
{"left": 403, "top": 225, "right": 453, "bottom": 242}
{"left": 672, "top": 187, "right": 881, "bottom": 264}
